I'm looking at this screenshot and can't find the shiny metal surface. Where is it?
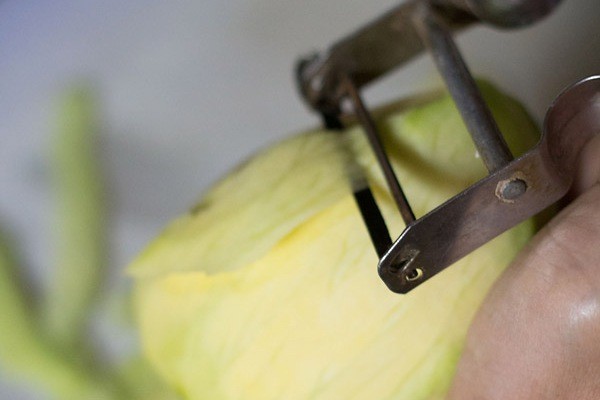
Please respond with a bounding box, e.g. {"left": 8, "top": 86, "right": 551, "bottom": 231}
{"left": 297, "top": 0, "right": 563, "bottom": 116}
{"left": 380, "top": 76, "right": 600, "bottom": 293}
{"left": 439, "top": 0, "right": 563, "bottom": 27}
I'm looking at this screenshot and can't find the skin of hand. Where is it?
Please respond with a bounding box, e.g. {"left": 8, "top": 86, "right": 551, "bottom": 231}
{"left": 447, "top": 134, "right": 600, "bottom": 400}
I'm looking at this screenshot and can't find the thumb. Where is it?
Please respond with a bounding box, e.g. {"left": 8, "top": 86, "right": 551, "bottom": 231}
{"left": 447, "top": 134, "right": 600, "bottom": 399}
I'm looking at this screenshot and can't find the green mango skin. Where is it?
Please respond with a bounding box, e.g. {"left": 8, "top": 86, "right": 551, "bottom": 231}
{"left": 129, "top": 81, "right": 539, "bottom": 400}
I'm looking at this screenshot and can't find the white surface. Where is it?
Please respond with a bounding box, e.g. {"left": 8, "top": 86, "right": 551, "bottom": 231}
{"left": 0, "top": 0, "right": 599, "bottom": 398}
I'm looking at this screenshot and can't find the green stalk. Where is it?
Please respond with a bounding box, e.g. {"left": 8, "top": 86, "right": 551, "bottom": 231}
{"left": 0, "top": 231, "right": 118, "bottom": 399}
{"left": 0, "top": 85, "right": 178, "bottom": 399}
{"left": 44, "top": 86, "right": 106, "bottom": 350}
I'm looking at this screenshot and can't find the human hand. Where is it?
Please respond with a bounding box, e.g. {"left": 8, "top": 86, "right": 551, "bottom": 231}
{"left": 447, "top": 134, "right": 600, "bottom": 399}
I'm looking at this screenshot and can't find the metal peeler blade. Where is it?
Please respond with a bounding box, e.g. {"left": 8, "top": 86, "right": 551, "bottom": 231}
{"left": 379, "top": 75, "right": 600, "bottom": 293}
{"left": 296, "top": 0, "right": 599, "bottom": 293}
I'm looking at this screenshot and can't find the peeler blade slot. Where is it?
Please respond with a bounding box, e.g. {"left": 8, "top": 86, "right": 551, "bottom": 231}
{"left": 353, "top": 187, "right": 393, "bottom": 259}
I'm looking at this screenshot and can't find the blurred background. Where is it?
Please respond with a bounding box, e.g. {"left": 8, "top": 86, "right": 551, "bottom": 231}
{"left": 0, "top": 0, "right": 599, "bottom": 398}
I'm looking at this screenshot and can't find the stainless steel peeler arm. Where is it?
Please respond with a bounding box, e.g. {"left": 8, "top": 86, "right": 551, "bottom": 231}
{"left": 296, "top": 0, "right": 600, "bottom": 294}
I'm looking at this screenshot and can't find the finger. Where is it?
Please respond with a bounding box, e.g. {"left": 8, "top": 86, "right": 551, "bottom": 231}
{"left": 447, "top": 137, "right": 600, "bottom": 399}
{"left": 571, "top": 134, "right": 600, "bottom": 196}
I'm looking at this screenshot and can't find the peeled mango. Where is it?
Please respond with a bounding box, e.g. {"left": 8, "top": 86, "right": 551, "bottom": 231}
{"left": 129, "top": 82, "right": 539, "bottom": 400}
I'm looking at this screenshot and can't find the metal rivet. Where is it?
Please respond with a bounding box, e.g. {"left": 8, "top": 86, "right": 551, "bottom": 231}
{"left": 496, "top": 177, "right": 528, "bottom": 202}
{"left": 405, "top": 267, "right": 424, "bottom": 282}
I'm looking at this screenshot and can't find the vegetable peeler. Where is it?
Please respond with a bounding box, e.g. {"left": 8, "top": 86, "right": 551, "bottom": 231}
{"left": 296, "top": 0, "right": 600, "bottom": 294}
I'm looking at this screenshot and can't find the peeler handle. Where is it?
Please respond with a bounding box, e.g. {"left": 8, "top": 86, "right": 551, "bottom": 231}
{"left": 436, "top": 0, "right": 562, "bottom": 28}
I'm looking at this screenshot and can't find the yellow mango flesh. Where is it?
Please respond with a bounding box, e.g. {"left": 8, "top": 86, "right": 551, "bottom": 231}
{"left": 130, "top": 82, "right": 539, "bottom": 399}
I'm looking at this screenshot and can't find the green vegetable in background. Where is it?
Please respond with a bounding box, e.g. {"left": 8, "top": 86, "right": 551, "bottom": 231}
{"left": 44, "top": 88, "right": 106, "bottom": 351}
{"left": 0, "top": 87, "right": 177, "bottom": 400}
{"left": 0, "top": 228, "right": 116, "bottom": 399}
{"left": 130, "top": 82, "right": 540, "bottom": 399}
